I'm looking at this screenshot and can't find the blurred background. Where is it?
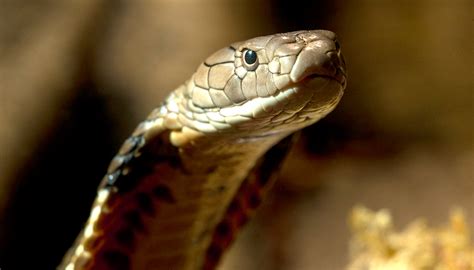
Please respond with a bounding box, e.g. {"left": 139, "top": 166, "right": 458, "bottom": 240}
{"left": 0, "top": 0, "right": 472, "bottom": 269}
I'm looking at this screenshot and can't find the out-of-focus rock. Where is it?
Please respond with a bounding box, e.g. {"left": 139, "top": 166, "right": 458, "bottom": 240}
{"left": 347, "top": 206, "right": 473, "bottom": 270}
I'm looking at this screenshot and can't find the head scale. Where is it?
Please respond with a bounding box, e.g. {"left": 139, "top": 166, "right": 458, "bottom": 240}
{"left": 167, "top": 30, "right": 346, "bottom": 140}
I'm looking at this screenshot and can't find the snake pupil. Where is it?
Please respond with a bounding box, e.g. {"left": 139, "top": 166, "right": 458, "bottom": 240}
{"left": 244, "top": 50, "right": 257, "bottom": 65}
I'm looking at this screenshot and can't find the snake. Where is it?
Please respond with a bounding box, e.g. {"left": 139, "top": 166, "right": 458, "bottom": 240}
{"left": 58, "top": 29, "right": 347, "bottom": 270}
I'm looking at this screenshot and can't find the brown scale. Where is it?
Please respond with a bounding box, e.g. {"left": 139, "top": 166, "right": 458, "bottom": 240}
{"left": 85, "top": 182, "right": 178, "bottom": 269}
{"left": 80, "top": 130, "right": 180, "bottom": 270}
{"left": 203, "top": 134, "right": 297, "bottom": 270}
{"left": 86, "top": 193, "right": 150, "bottom": 269}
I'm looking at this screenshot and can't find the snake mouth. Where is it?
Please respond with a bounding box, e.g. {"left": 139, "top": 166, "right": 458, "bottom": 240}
{"left": 303, "top": 72, "right": 346, "bottom": 88}
{"left": 290, "top": 62, "right": 346, "bottom": 91}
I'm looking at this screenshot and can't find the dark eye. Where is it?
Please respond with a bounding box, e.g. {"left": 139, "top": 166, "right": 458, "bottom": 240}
{"left": 242, "top": 49, "right": 258, "bottom": 70}
{"left": 244, "top": 50, "right": 257, "bottom": 64}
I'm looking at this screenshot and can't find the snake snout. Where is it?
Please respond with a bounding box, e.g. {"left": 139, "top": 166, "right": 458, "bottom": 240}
{"left": 290, "top": 37, "right": 346, "bottom": 87}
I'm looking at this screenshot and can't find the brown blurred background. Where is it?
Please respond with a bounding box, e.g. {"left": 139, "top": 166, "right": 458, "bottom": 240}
{"left": 0, "top": 0, "right": 472, "bottom": 269}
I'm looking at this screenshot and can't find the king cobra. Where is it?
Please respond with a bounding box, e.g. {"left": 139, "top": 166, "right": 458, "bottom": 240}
{"left": 59, "top": 30, "right": 347, "bottom": 270}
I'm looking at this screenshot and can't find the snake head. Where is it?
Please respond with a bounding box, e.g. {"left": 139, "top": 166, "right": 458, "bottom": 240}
{"left": 164, "top": 30, "right": 346, "bottom": 143}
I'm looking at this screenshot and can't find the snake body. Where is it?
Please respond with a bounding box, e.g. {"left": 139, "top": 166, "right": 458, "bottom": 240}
{"left": 59, "top": 30, "right": 346, "bottom": 270}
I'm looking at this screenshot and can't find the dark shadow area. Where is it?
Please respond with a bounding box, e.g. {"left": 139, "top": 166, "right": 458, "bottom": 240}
{"left": 271, "top": 0, "right": 342, "bottom": 31}
{"left": 0, "top": 81, "right": 122, "bottom": 269}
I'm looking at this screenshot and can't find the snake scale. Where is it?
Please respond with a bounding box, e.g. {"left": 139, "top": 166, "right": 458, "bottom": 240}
{"left": 59, "top": 30, "right": 347, "bottom": 270}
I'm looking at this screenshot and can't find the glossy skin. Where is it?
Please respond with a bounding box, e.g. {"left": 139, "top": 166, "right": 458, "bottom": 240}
{"left": 59, "top": 30, "right": 346, "bottom": 270}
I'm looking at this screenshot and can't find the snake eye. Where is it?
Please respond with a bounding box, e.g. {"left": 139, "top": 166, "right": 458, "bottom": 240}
{"left": 242, "top": 49, "right": 258, "bottom": 71}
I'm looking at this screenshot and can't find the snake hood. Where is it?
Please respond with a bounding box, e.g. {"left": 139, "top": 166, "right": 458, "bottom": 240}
{"left": 158, "top": 30, "right": 346, "bottom": 145}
